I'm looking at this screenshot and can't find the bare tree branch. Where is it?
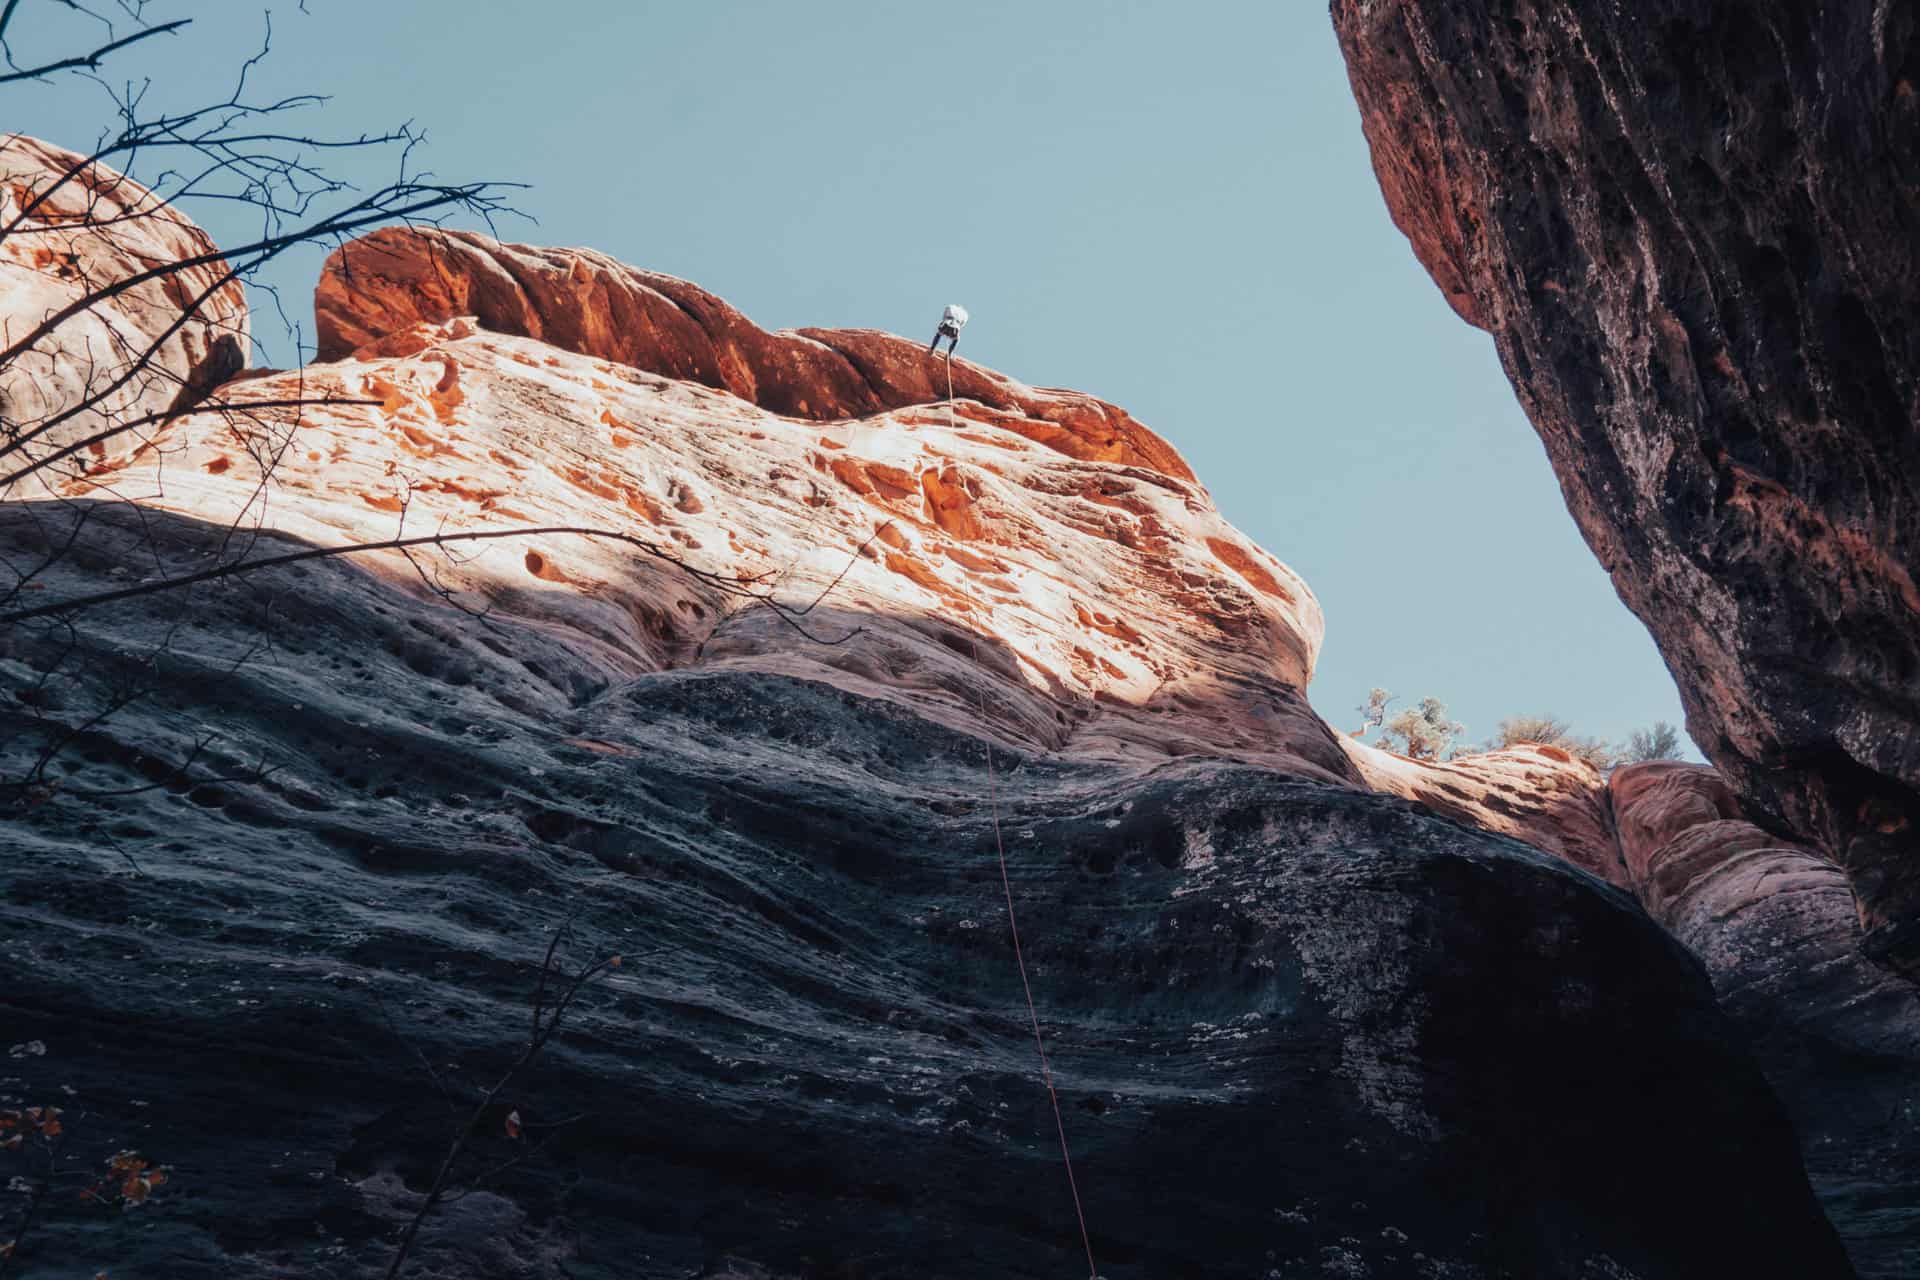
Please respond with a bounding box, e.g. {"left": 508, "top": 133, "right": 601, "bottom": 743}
{"left": 0, "top": 14, "right": 182, "bottom": 84}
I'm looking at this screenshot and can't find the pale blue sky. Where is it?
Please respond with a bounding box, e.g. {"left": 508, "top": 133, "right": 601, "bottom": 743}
{"left": 13, "top": 1, "right": 1692, "bottom": 754}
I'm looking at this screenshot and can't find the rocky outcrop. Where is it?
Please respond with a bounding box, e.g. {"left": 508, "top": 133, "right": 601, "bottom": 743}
{"left": 0, "top": 155, "right": 1857, "bottom": 1275}
{"left": 315, "top": 228, "right": 1190, "bottom": 480}
{"left": 0, "top": 545, "right": 1854, "bottom": 1275}
{"left": 83, "top": 306, "right": 1343, "bottom": 780}
{"left": 0, "top": 134, "right": 247, "bottom": 459}
{"left": 1330, "top": 0, "right": 1920, "bottom": 977}
{"left": 1342, "top": 737, "right": 1623, "bottom": 884}
{"left": 1609, "top": 763, "right": 1920, "bottom": 1277}
{"left": 1344, "top": 744, "right": 1920, "bottom": 1276}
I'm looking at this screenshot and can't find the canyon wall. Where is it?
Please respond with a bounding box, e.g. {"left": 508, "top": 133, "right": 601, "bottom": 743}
{"left": 0, "top": 145, "right": 1857, "bottom": 1277}
{"left": 1332, "top": 0, "right": 1920, "bottom": 978}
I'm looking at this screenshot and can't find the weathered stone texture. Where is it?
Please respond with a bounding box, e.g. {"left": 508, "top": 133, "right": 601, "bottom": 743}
{"left": 1332, "top": 0, "right": 1920, "bottom": 976}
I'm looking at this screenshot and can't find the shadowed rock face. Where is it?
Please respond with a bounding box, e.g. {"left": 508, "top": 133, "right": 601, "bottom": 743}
{"left": 1608, "top": 763, "right": 1920, "bottom": 1277}
{"left": 0, "top": 503, "right": 1855, "bottom": 1279}
{"left": 1331, "top": 0, "right": 1920, "bottom": 975}
{"left": 0, "top": 141, "right": 1859, "bottom": 1276}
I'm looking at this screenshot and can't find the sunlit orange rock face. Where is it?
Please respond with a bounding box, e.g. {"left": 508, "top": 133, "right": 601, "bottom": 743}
{"left": 0, "top": 134, "right": 246, "bottom": 454}
{"left": 315, "top": 227, "right": 1192, "bottom": 480}
{"left": 133, "top": 228, "right": 1349, "bottom": 781}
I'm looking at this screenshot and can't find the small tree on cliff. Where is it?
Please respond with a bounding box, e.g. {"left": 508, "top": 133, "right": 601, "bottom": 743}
{"left": 1376, "top": 695, "right": 1465, "bottom": 761}
{"left": 1487, "top": 714, "right": 1617, "bottom": 770}
{"left": 1355, "top": 687, "right": 1395, "bottom": 737}
{"left": 1621, "top": 721, "right": 1685, "bottom": 764}
{"left": 1482, "top": 715, "right": 1688, "bottom": 770}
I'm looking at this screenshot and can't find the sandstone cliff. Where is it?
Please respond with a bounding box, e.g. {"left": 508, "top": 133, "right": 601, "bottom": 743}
{"left": 0, "top": 142, "right": 1864, "bottom": 1277}
{"left": 1331, "top": 0, "right": 1920, "bottom": 980}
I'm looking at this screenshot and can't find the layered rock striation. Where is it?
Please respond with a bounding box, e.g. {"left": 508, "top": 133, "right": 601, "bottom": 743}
{"left": 1342, "top": 737, "right": 1624, "bottom": 884}
{"left": 1331, "top": 0, "right": 1920, "bottom": 976}
{"left": 103, "top": 314, "right": 1345, "bottom": 781}
{"left": 0, "top": 144, "right": 1861, "bottom": 1276}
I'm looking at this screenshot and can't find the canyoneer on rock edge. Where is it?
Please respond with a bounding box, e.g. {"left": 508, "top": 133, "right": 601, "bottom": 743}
{"left": 928, "top": 302, "right": 968, "bottom": 355}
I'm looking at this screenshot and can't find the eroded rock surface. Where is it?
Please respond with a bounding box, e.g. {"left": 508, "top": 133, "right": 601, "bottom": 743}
{"left": 0, "top": 134, "right": 247, "bottom": 462}
{"left": 1331, "top": 0, "right": 1920, "bottom": 975}
{"left": 315, "top": 228, "right": 1190, "bottom": 480}
{"left": 1348, "top": 740, "right": 1920, "bottom": 1275}
{"left": 0, "top": 503, "right": 1855, "bottom": 1278}
{"left": 84, "top": 307, "right": 1343, "bottom": 780}
{"left": 1343, "top": 737, "right": 1623, "bottom": 885}
{"left": 0, "top": 153, "right": 1858, "bottom": 1276}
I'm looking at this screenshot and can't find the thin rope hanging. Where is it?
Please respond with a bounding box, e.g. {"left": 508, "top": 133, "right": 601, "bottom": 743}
{"left": 945, "top": 349, "right": 1099, "bottom": 1280}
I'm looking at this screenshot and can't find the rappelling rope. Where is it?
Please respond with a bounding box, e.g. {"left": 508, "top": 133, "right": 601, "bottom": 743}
{"left": 945, "top": 351, "right": 1099, "bottom": 1279}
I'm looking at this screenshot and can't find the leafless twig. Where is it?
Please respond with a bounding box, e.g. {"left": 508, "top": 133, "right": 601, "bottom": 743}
{"left": 380, "top": 925, "right": 655, "bottom": 1279}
